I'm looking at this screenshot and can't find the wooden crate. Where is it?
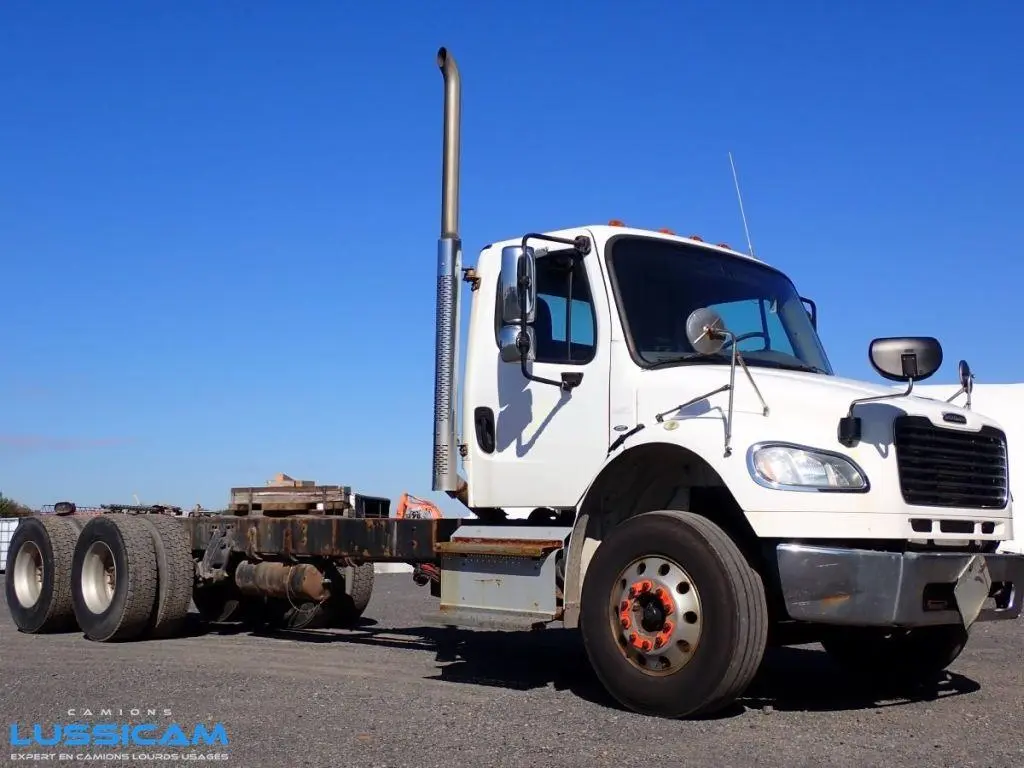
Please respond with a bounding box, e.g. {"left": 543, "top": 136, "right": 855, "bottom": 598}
{"left": 228, "top": 485, "right": 353, "bottom": 516}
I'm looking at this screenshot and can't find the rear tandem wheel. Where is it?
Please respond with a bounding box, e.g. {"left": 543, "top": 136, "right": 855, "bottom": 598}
{"left": 70, "top": 515, "right": 159, "bottom": 642}
{"left": 4, "top": 516, "right": 80, "bottom": 634}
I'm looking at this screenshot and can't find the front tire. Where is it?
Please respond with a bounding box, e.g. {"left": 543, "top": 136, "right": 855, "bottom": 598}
{"left": 580, "top": 510, "right": 768, "bottom": 719}
{"left": 821, "top": 624, "right": 969, "bottom": 683}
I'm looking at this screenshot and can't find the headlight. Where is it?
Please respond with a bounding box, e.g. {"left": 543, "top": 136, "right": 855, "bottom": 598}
{"left": 748, "top": 443, "right": 868, "bottom": 491}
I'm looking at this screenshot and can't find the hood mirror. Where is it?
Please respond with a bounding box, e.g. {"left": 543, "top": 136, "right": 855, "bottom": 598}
{"left": 839, "top": 336, "right": 945, "bottom": 447}
{"left": 868, "top": 336, "right": 943, "bottom": 383}
{"left": 657, "top": 307, "right": 768, "bottom": 459}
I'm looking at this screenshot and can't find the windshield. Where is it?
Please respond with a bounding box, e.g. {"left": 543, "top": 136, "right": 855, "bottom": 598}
{"left": 607, "top": 236, "right": 833, "bottom": 374}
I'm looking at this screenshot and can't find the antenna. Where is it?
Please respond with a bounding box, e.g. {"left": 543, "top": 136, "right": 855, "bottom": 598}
{"left": 728, "top": 151, "right": 755, "bottom": 257}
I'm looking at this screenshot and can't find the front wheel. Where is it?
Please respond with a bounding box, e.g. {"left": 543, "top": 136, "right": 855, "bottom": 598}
{"left": 820, "top": 625, "right": 969, "bottom": 683}
{"left": 580, "top": 510, "right": 768, "bottom": 719}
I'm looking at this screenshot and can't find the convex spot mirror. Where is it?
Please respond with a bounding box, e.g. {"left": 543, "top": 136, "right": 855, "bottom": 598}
{"left": 868, "top": 336, "right": 943, "bottom": 382}
{"left": 958, "top": 359, "right": 974, "bottom": 396}
{"left": 498, "top": 325, "right": 535, "bottom": 363}
{"left": 685, "top": 307, "right": 728, "bottom": 355}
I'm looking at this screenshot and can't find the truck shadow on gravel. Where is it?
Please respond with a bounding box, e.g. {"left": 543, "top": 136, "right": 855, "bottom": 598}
{"left": 208, "top": 617, "right": 980, "bottom": 718}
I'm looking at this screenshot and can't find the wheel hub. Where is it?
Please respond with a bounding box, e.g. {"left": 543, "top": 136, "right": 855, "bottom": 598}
{"left": 81, "top": 541, "right": 117, "bottom": 615}
{"left": 13, "top": 541, "right": 44, "bottom": 608}
{"left": 639, "top": 595, "right": 666, "bottom": 632}
{"left": 611, "top": 556, "right": 703, "bottom": 675}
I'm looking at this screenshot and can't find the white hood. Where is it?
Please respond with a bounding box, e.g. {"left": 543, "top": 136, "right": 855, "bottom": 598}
{"left": 638, "top": 365, "right": 1006, "bottom": 439}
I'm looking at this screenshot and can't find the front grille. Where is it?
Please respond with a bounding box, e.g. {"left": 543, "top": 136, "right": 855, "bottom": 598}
{"left": 893, "top": 415, "right": 1009, "bottom": 509}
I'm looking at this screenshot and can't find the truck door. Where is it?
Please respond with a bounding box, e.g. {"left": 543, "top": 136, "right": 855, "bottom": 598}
{"left": 465, "top": 236, "right": 611, "bottom": 510}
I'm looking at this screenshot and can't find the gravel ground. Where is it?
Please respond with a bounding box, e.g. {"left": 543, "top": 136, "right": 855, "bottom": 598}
{"left": 2, "top": 573, "right": 1023, "bottom": 768}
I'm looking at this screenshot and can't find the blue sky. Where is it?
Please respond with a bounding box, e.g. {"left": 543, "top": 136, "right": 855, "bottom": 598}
{"left": 2, "top": 1, "right": 1021, "bottom": 511}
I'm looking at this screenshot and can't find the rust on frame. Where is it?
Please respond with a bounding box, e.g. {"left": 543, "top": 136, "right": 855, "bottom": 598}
{"left": 435, "top": 538, "right": 564, "bottom": 558}
{"left": 185, "top": 516, "right": 459, "bottom": 563}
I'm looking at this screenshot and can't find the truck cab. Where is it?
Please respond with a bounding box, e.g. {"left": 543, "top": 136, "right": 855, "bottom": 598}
{"left": 434, "top": 217, "right": 1021, "bottom": 719}
{"left": 462, "top": 224, "right": 1012, "bottom": 545}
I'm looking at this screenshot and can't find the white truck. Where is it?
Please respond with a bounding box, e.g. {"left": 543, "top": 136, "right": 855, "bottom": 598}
{"left": 5, "top": 47, "right": 1022, "bottom": 720}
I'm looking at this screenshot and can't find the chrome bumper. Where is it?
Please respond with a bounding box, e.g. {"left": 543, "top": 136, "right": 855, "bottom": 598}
{"left": 776, "top": 544, "right": 1024, "bottom": 628}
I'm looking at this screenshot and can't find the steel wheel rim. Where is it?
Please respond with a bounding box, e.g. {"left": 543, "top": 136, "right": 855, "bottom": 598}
{"left": 609, "top": 554, "right": 703, "bottom": 676}
{"left": 81, "top": 541, "right": 117, "bottom": 614}
{"left": 13, "top": 541, "right": 44, "bottom": 608}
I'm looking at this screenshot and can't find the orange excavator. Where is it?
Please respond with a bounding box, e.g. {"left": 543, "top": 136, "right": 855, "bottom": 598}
{"left": 394, "top": 492, "right": 442, "bottom": 586}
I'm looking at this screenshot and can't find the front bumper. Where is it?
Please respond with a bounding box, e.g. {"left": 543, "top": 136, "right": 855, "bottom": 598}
{"left": 776, "top": 544, "right": 1024, "bottom": 628}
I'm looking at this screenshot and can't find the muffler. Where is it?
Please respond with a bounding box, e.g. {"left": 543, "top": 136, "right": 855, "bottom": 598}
{"left": 234, "top": 561, "right": 328, "bottom": 602}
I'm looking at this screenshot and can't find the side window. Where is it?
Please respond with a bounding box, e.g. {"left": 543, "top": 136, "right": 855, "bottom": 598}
{"left": 492, "top": 249, "right": 597, "bottom": 364}
{"left": 533, "top": 252, "right": 596, "bottom": 364}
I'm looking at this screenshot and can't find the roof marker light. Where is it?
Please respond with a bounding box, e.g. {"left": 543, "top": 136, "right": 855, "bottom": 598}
{"left": 608, "top": 219, "right": 626, "bottom": 227}
{"left": 658, "top": 228, "right": 675, "bottom": 235}
{"left": 690, "top": 234, "right": 704, "bottom": 242}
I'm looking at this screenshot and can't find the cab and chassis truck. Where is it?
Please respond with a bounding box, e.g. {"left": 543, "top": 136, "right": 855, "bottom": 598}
{"left": 5, "top": 47, "right": 1023, "bottom": 720}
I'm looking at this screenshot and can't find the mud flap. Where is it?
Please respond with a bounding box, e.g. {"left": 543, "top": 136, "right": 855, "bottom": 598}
{"left": 954, "top": 554, "right": 993, "bottom": 629}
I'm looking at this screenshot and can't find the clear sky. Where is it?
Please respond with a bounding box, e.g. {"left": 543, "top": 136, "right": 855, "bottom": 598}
{"left": 2, "top": 1, "right": 1021, "bottom": 512}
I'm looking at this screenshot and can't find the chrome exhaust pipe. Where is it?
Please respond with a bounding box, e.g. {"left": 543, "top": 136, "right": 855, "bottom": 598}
{"left": 438, "top": 47, "right": 461, "bottom": 239}
{"left": 432, "top": 47, "right": 463, "bottom": 494}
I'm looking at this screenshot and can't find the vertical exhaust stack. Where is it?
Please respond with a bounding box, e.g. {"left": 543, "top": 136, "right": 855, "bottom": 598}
{"left": 432, "top": 47, "right": 463, "bottom": 494}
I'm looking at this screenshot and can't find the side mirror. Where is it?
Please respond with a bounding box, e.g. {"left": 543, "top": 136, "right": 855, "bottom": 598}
{"left": 499, "top": 245, "right": 537, "bottom": 325}
{"left": 498, "top": 325, "right": 535, "bottom": 363}
{"left": 868, "top": 336, "right": 943, "bottom": 383}
{"left": 800, "top": 296, "right": 817, "bottom": 329}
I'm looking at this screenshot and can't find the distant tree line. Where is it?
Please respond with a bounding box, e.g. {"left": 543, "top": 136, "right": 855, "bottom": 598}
{"left": 0, "top": 494, "right": 33, "bottom": 517}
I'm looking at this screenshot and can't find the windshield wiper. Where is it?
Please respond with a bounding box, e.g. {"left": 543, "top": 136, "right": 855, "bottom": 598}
{"left": 747, "top": 360, "right": 829, "bottom": 374}
{"left": 645, "top": 353, "right": 827, "bottom": 375}
{"left": 645, "top": 353, "right": 729, "bottom": 369}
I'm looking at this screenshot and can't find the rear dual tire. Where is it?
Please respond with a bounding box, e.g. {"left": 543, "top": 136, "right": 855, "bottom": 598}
{"left": 580, "top": 510, "right": 768, "bottom": 719}
{"left": 3, "top": 512, "right": 194, "bottom": 642}
{"left": 71, "top": 515, "right": 160, "bottom": 641}
{"left": 70, "top": 514, "right": 195, "bottom": 642}
{"left": 5, "top": 516, "right": 80, "bottom": 633}
{"left": 136, "top": 514, "right": 195, "bottom": 639}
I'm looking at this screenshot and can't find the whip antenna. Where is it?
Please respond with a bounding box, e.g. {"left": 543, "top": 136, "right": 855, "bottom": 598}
{"left": 728, "top": 151, "right": 755, "bottom": 257}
